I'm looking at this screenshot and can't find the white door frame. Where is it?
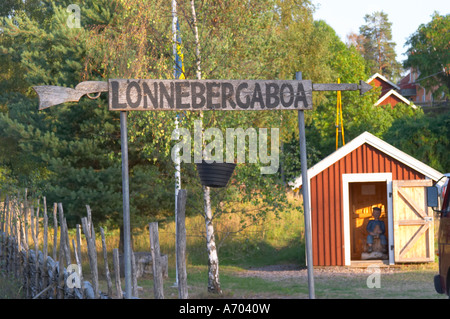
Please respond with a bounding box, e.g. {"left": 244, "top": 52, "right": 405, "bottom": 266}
{"left": 342, "top": 173, "right": 394, "bottom": 265}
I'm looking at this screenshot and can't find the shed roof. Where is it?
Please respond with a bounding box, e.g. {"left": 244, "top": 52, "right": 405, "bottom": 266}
{"left": 374, "top": 89, "right": 416, "bottom": 108}
{"left": 289, "top": 131, "right": 444, "bottom": 190}
{"left": 367, "top": 73, "right": 400, "bottom": 91}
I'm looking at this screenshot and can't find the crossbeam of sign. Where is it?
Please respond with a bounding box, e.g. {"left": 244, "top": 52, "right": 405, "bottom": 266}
{"left": 33, "top": 79, "right": 373, "bottom": 111}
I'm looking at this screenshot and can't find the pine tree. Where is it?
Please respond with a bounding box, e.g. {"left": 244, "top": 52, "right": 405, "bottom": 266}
{"left": 356, "top": 11, "right": 402, "bottom": 80}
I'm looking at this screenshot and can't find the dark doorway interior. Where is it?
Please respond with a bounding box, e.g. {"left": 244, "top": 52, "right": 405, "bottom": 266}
{"left": 349, "top": 181, "right": 388, "bottom": 260}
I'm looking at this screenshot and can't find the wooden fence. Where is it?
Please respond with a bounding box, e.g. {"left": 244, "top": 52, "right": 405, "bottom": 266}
{"left": 0, "top": 190, "right": 171, "bottom": 299}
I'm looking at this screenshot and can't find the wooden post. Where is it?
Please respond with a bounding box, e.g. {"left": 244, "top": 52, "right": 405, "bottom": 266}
{"left": 75, "top": 224, "right": 83, "bottom": 263}
{"left": 149, "top": 222, "right": 164, "bottom": 299}
{"left": 0, "top": 197, "right": 3, "bottom": 270}
{"left": 100, "top": 227, "right": 113, "bottom": 297}
{"left": 23, "top": 189, "right": 28, "bottom": 249}
{"left": 131, "top": 250, "right": 138, "bottom": 298}
{"left": 112, "top": 248, "right": 123, "bottom": 299}
{"left": 30, "top": 203, "right": 40, "bottom": 296}
{"left": 6, "top": 198, "right": 11, "bottom": 272}
{"left": 86, "top": 205, "right": 93, "bottom": 237}
{"left": 7, "top": 221, "right": 12, "bottom": 274}
{"left": 58, "top": 203, "right": 71, "bottom": 266}
{"left": 0, "top": 196, "right": 4, "bottom": 271}
{"left": 42, "top": 197, "right": 49, "bottom": 298}
{"left": 81, "top": 216, "right": 99, "bottom": 298}
{"left": 12, "top": 201, "right": 19, "bottom": 282}
{"left": 16, "top": 202, "right": 24, "bottom": 280}
{"left": 0, "top": 195, "right": 8, "bottom": 233}
{"left": 57, "top": 208, "right": 65, "bottom": 299}
{"left": 3, "top": 196, "right": 9, "bottom": 233}
{"left": 52, "top": 203, "right": 58, "bottom": 261}
{"left": 16, "top": 201, "right": 23, "bottom": 279}
{"left": 72, "top": 239, "right": 84, "bottom": 298}
{"left": 30, "top": 204, "right": 35, "bottom": 294}
{"left": 51, "top": 256, "right": 58, "bottom": 299}
{"left": 176, "top": 189, "right": 188, "bottom": 299}
{"left": 1, "top": 196, "right": 9, "bottom": 272}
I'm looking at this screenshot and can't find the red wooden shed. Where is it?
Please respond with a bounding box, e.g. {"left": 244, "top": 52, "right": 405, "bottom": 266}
{"left": 290, "top": 132, "right": 444, "bottom": 266}
{"left": 374, "top": 89, "right": 415, "bottom": 109}
{"left": 367, "top": 73, "right": 416, "bottom": 109}
{"left": 367, "top": 73, "right": 400, "bottom": 98}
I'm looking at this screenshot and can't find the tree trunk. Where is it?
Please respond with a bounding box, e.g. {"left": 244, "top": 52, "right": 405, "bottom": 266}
{"left": 189, "top": 0, "right": 222, "bottom": 295}
{"left": 203, "top": 185, "right": 222, "bottom": 294}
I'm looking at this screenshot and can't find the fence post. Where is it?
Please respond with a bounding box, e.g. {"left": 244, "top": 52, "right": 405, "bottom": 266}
{"left": 58, "top": 204, "right": 71, "bottom": 266}
{"left": 72, "top": 238, "right": 84, "bottom": 298}
{"left": 149, "top": 222, "right": 164, "bottom": 299}
{"left": 57, "top": 206, "right": 66, "bottom": 299}
{"left": 100, "top": 227, "right": 113, "bottom": 296}
{"left": 112, "top": 248, "right": 123, "bottom": 299}
{"left": 81, "top": 216, "right": 99, "bottom": 299}
{"left": 42, "top": 197, "right": 49, "bottom": 298}
{"left": 31, "top": 203, "right": 40, "bottom": 295}
{"left": 52, "top": 203, "right": 58, "bottom": 262}
{"left": 131, "top": 250, "right": 138, "bottom": 298}
{"left": 176, "top": 189, "right": 188, "bottom": 299}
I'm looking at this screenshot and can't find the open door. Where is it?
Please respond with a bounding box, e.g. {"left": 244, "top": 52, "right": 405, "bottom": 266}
{"left": 392, "top": 180, "right": 434, "bottom": 263}
{"left": 349, "top": 182, "right": 388, "bottom": 260}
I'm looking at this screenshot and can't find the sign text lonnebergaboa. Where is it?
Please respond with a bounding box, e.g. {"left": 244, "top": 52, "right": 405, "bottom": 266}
{"left": 108, "top": 79, "right": 313, "bottom": 111}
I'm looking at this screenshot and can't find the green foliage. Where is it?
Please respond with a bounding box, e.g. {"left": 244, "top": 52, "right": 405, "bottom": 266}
{"left": 383, "top": 110, "right": 450, "bottom": 173}
{"left": 0, "top": 1, "right": 123, "bottom": 226}
{"left": 303, "top": 22, "right": 383, "bottom": 162}
{"left": 404, "top": 12, "right": 450, "bottom": 97}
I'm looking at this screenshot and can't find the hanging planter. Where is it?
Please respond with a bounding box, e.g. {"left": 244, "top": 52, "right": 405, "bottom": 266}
{"left": 196, "top": 161, "right": 236, "bottom": 188}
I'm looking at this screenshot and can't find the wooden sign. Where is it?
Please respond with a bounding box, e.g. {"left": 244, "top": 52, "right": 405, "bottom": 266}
{"left": 33, "top": 79, "right": 372, "bottom": 111}
{"left": 34, "top": 81, "right": 108, "bottom": 110}
{"left": 108, "top": 79, "right": 313, "bottom": 111}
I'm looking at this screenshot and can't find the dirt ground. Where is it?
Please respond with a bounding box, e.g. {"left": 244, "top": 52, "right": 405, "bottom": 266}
{"left": 232, "top": 263, "right": 445, "bottom": 299}
{"left": 237, "top": 263, "right": 401, "bottom": 279}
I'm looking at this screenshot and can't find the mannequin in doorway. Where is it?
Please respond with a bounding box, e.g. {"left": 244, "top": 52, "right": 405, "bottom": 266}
{"left": 366, "top": 207, "right": 387, "bottom": 253}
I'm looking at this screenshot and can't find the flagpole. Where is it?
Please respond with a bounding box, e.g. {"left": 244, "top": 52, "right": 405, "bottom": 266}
{"left": 172, "top": 0, "right": 180, "bottom": 288}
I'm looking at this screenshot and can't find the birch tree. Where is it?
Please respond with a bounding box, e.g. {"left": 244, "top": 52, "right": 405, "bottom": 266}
{"left": 189, "top": 0, "right": 222, "bottom": 294}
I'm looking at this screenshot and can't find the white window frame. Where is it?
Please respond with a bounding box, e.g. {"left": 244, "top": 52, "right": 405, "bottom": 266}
{"left": 342, "top": 173, "right": 394, "bottom": 265}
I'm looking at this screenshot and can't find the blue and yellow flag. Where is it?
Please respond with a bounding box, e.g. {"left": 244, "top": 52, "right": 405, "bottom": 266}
{"left": 175, "top": 20, "right": 185, "bottom": 80}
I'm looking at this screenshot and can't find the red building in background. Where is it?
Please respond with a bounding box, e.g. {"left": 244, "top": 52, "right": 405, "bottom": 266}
{"left": 367, "top": 73, "right": 415, "bottom": 109}
{"left": 398, "top": 68, "right": 440, "bottom": 106}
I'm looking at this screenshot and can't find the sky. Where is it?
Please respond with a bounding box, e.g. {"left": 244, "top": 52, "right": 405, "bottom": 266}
{"left": 312, "top": 0, "right": 450, "bottom": 63}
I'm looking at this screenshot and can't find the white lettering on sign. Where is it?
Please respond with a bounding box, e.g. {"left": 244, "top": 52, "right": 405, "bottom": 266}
{"left": 108, "top": 79, "right": 313, "bottom": 111}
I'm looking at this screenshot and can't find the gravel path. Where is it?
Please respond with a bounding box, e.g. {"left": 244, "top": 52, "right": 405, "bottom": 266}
{"left": 236, "top": 264, "right": 401, "bottom": 280}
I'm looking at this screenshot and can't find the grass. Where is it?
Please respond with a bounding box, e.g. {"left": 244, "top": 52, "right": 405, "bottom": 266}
{"left": 0, "top": 271, "right": 25, "bottom": 299}
{"left": 94, "top": 262, "right": 446, "bottom": 299}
